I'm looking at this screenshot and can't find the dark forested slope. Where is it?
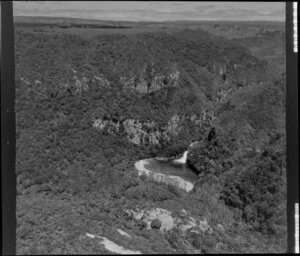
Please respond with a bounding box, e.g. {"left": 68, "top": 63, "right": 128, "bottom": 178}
{"left": 15, "top": 25, "right": 286, "bottom": 254}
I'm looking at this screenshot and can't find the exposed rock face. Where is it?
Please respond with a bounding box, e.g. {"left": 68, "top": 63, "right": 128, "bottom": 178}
{"left": 116, "top": 229, "right": 132, "bottom": 239}
{"left": 20, "top": 77, "right": 31, "bottom": 86}
{"left": 135, "top": 80, "right": 148, "bottom": 93}
{"left": 93, "top": 112, "right": 213, "bottom": 146}
{"left": 123, "top": 119, "right": 162, "bottom": 145}
{"left": 91, "top": 75, "right": 111, "bottom": 88}
{"left": 65, "top": 72, "right": 112, "bottom": 94}
{"left": 19, "top": 77, "right": 48, "bottom": 98}
{"left": 93, "top": 114, "right": 183, "bottom": 146}
{"left": 166, "top": 114, "right": 180, "bottom": 135}
{"left": 125, "top": 207, "right": 220, "bottom": 252}
{"left": 211, "top": 63, "right": 228, "bottom": 76}
{"left": 93, "top": 119, "right": 108, "bottom": 130}
{"left": 121, "top": 64, "right": 180, "bottom": 94}
{"left": 71, "top": 74, "right": 110, "bottom": 93}
{"left": 126, "top": 208, "right": 175, "bottom": 232}
{"left": 216, "top": 88, "right": 233, "bottom": 103}
{"left": 86, "top": 233, "right": 142, "bottom": 254}
{"left": 72, "top": 75, "right": 89, "bottom": 93}
{"left": 126, "top": 207, "right": 213, "bottom": 236}
{"left": 20, "top": 71, "right": 112, "bottom": 99}
{"left": 147, "top": 210, "right": 174, "bottom": 231}
{"left": 35, "top": 80, "right": 42, "bottom": 86}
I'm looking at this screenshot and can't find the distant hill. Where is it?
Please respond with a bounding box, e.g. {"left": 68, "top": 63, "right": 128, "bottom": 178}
{"left": 14, "top": 15, "right": 284, "bottom": 30}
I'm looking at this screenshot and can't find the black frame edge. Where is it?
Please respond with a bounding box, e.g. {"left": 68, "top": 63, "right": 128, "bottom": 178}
{"left": 286, "top": 1, "right": 299, "bottom": 254}
{"left": 1, "top": 1, "right": 16, "bottom": 255}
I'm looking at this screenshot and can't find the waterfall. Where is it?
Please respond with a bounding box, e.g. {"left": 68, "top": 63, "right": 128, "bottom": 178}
{"left": 173, "top": 151, "right": 188, "bottom": 164}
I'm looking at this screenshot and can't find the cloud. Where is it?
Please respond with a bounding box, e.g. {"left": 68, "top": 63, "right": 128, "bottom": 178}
{"left": 269, "top": 8, "right": 285, "bottom": 16}
{"left": 193, "top": 4, "right": 218, "bottom": 13}
{"left": 201, "top": 6, "right": 285, "bottom": 21}
{"left": 170, "top": 2, "right": 185, "bottom": 7}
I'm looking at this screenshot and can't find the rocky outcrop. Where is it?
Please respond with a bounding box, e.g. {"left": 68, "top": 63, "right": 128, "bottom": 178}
{"left": 91, "top": 75, "right": 111, "bottom": 89}
{"left": 126, "top": 207, "right": 214, "bottom": 237}
{"left": 93, "top": 114, "right": 182, "bottom": 146}
{"left": 93, "top": 111, "right": 214, "bottom": 147}
{"left": 216, "top": 88, "right": 233, "bottom": 103}
{"left": 19, "top": 71, "right": 113, "bottom": 99}
{"left": 67, "top": 74, "right": 110, "bottom": 92}
{"left": 120, "top": 64, "right": 180, "bottom": 94}
{"left": 86, "top": 233, "right": 142, "bottom": 254}
{"left": 72, "top": 75, "right": 89, "bottom": 93}
{"left": 125, "top": 207, "right": 220, "bottom": 252}
{"left": 123, "top": 119, "right": 162, "bottom": 145}
{"left": 126, "top": 208, "right": 175, "bottom": 232}
{"left": 93, "top": 119, "right": 108, "bottom": 130}
{"left": 212, "top": 63, "right": 227, "bottom": 76}
{"left": 19, "top": 77, "right": 48, "bottom": 98}
{"left": 116, "top": 229, "right": 131, "bottom": 238}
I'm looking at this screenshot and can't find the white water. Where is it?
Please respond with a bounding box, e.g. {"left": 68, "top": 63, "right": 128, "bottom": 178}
{"left": 173, "top": 151, "right": 189, "bottom": 164}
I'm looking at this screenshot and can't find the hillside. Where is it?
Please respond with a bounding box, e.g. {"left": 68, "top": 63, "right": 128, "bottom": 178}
{"left": 15, "top": 20, "right": 286, "bottom": 254}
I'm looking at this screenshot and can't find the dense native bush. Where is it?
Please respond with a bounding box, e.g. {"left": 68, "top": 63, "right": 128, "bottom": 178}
{"left": 187, "top": 72, "right": 286, "bottom": 238}
{"left": 220, "top": 147, "right": 286, "bottom": 235}
{"left": 15, "top": 24, "right": 286, "bottom": 254}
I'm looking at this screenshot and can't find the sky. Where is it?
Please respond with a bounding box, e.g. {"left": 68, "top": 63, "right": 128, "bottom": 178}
{"left": 13, "top": 1, "right": 285, "bottom": 22}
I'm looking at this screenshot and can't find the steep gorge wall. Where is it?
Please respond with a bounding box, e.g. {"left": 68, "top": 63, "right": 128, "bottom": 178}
{"left": 120, "top": 63, "right": 180, "bottom": 94}
{"left": 93, "top": 111, "right": 214, "bottom": 147}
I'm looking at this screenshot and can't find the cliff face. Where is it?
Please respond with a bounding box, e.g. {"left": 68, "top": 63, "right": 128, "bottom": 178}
{"left": 92, "top": 111, "right": 214, "bottom": 146}
{"left": 121, "top": 64, "right": 180, "bottom": 94}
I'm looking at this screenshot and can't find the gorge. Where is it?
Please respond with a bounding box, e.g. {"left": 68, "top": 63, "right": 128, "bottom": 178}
{"left": 15, "top": 17, "right": 286, "bottom": 254}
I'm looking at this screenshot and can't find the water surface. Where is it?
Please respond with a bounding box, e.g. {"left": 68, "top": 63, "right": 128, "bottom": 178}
{"left": 144, "top": 158, "right": 198, "bottom": 183}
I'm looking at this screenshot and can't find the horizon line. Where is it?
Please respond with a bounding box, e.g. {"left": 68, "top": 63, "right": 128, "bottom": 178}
{"left": 13, "top": 15, "right": 285, "bottom": 23}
